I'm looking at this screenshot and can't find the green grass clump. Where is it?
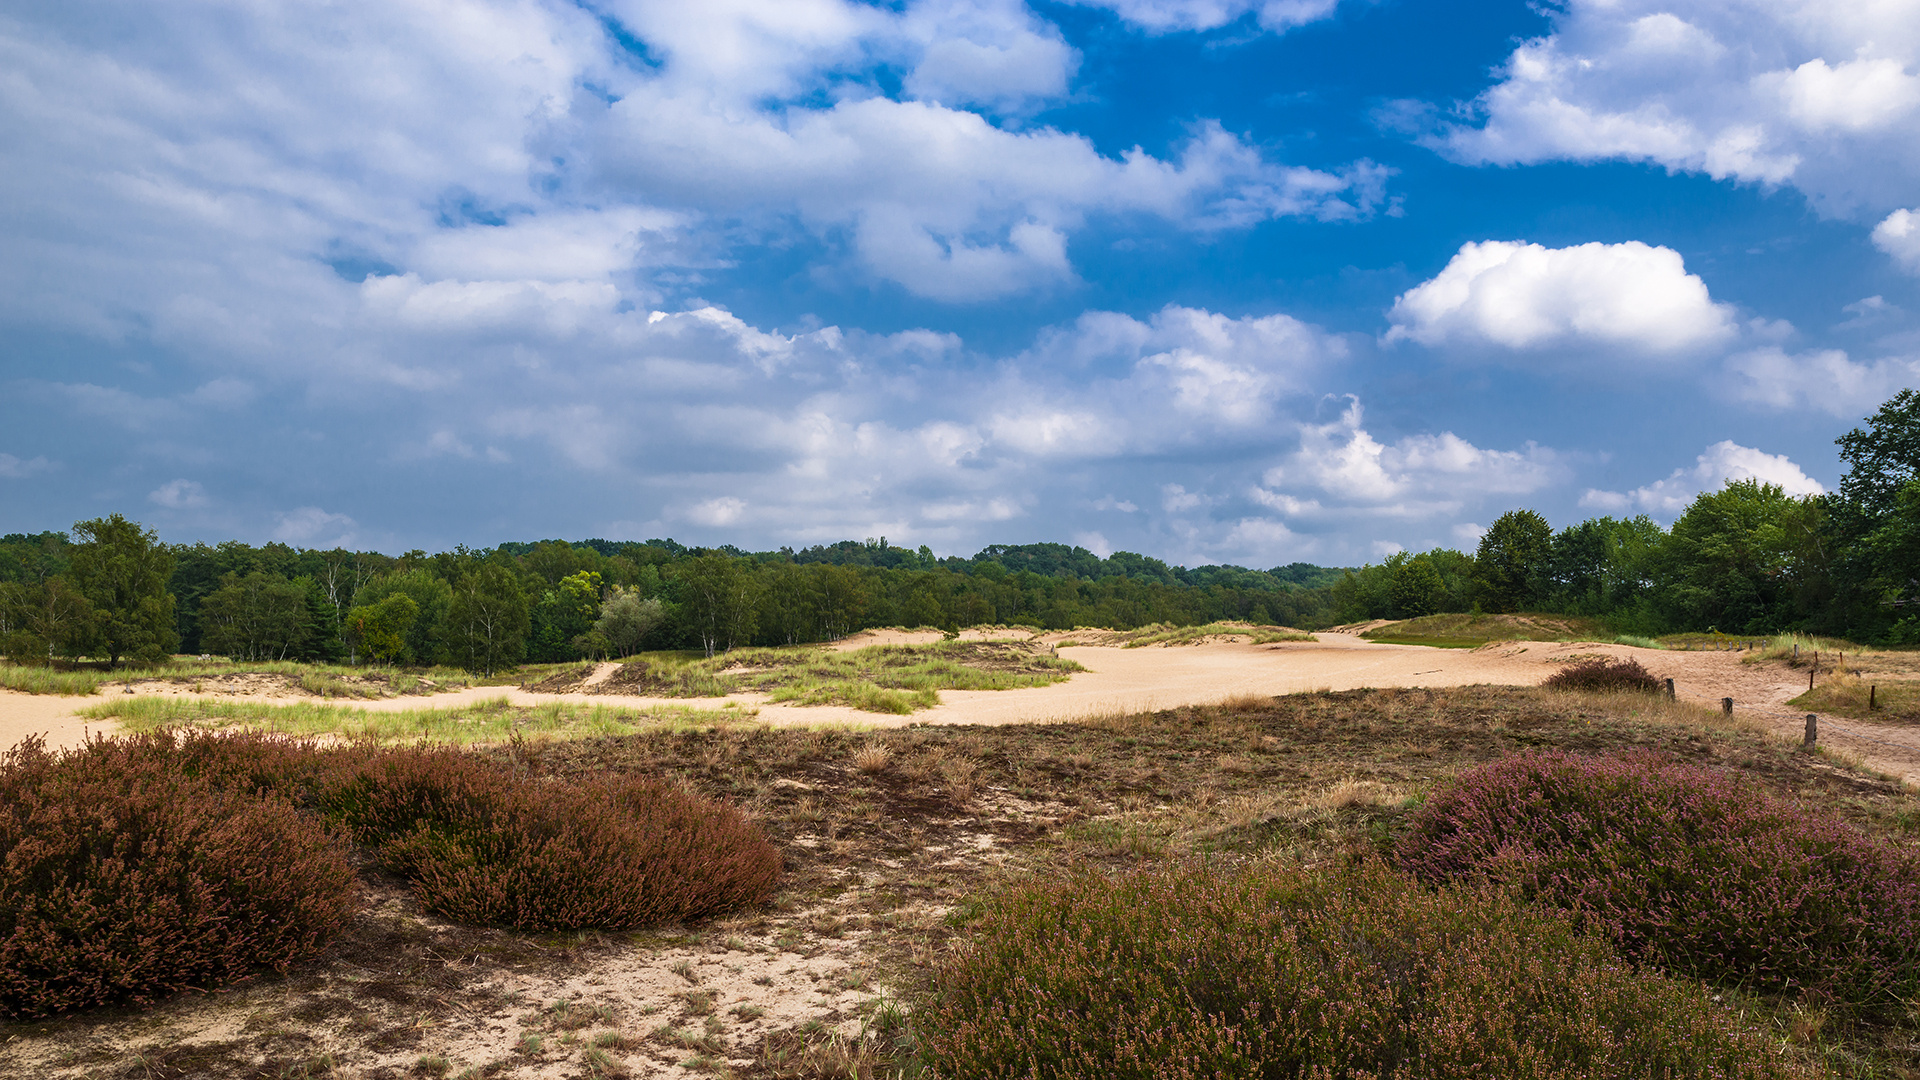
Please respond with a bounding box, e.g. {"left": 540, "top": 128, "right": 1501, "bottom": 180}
{"left": 606, "top": 640, "right": 1081, "bottom": 712}
{"left": 1612, "top": 634, "right": 1663, "bottom": 649}
{"left": 1360, "top": 612, "right": 1608, "bottom": 648}
{"left": 77, "top": 695, "right": 759, "bottom": 745}
{"left": 922, "top": 859, "right": 1802, "bottom": 1079}
{"left": 0, "top": 663, "right": 108, "bottom": 696}
{"left": 1117, "top": 622, "right": 1316, "bottom": 647}
{"left": 0, "top": 734, "right": 358, "bottom": 1018}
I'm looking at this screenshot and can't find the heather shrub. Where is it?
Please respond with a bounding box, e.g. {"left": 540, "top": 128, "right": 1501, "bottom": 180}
{"left": 0, "top": 735, "right": 357, "bottom": 1018}
{"left": 1398, "top": 750, "right": 1920, "bottom": 1015}
{"left": 1542, "top": 655, "right": 1663, "bottom": 693}
{"left": 325, "top": 747, "right": 781, "bottom": 931}
{"left": 923, "top": 860, "right": 1802, "bottom": 1079}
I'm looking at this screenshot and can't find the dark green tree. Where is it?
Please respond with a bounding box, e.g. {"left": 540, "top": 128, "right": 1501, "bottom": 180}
{"left": 1656, "top": 480, "right": 1814, "bottom": 634}
{"left": 353, "top": 569, "right": 453, "bottom": 665}
{"left": 593, "top": 586, "right": 666, "bottom": 657}
{"left": 449, "top": 562, "right": 530, "bottom": 674}
{"left": 1473, "top": 510, "right": 1553, "bottom": 613}
{"left": 69, "top": 514, "right": 177, "bottom": 665}
{"left": 0, "top": 577, "right": 98, "bottom": 664}
{"left": 345, "top": 594, "right": 417, "bottom": 667}
{"left": 1388, "top": 553, "right": 1447, "bottom": 618}
{"left": 198, "top": 571, "right": 310, "bottom": 661}
{"left": 1834, "top": 388, "right": 1920, "bottom": 524}
{"left": 673, "top": 554, "right": 759, "bottom": 657}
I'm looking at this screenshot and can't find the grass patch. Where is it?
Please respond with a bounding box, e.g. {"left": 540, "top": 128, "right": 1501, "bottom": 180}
{"left": 0, "top": 664, "right": 110, "bottom": 696}
{"left": 576, "top": 640, "right": 1082, "bottom": 713}
{"left": 77, "top": 696, "right": 761, "bottom": 744}
{"left": 1791, "top": 672, "right": 1920, "bottom": 723}
{"left": 1359, "top": 611, "right": 1611, "bottom": 647}
{"left": 1113, "top": 621, "right": 1316, "bottom": 647}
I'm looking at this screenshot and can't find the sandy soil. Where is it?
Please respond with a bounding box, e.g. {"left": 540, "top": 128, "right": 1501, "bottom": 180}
{"left": 7, "top": 631, "right": 1917, "bottom": 779}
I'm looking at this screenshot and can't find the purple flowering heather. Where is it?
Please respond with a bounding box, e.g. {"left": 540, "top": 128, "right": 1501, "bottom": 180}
{"left": 1398, "top": 749, "right": 1920, "bottom": 1015}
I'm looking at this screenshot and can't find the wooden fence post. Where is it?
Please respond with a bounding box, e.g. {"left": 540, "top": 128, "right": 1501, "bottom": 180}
{"left": 1722, "top": 697, "right": 1733, "bottom": 715}
{"left": 1664, "top": 678, "right": 1675, "bottom": 700}
{"left": 1804, "top": 714, "right": 1817, "bottom": 747}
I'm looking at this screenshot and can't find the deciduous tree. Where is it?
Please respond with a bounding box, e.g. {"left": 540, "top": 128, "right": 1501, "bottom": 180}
{"left": 69, "top": 514, "right": 176, "bottom": 665}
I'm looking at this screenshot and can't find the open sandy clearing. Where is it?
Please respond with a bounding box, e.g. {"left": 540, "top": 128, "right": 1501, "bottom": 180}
{"left": 5, "top": 631, "right": 1916, "bottom": 778}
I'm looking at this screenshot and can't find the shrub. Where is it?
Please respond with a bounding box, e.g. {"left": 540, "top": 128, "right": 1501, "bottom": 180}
{"left": 921, "top": 860, "right": 1802, "bottom": 1080}
{"left": 0, "top": 735, "right": 357, "bottom": 1018}
{"left": 326, "top": 747, "right": 782, "bottom": 931}
{"left": 1542, "top": 655, "right": 1663, "bottom": 693}
{"left": 1398, "top": 750, "right": 1920, "bottom": 1015}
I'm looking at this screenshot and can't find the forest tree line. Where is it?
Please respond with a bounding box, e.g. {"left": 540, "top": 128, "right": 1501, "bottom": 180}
{"left": 2, "top": 389, "right": 1915, "bottom": 668}
{"left": 1334, "top": 389, "right": 1920, "bottom": 643}
{"left": 0, "top": 528, "right": 1346, "bottom": 671}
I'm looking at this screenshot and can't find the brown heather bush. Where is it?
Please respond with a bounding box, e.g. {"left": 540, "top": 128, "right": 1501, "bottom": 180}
{"left": 922, "top": 860, "right": 1804, "bottom": 1080}
{"left": 1542, "top": 655, "right": 1664, "bottom": 693}
{"left": 0, "top": 735, "right": 357, "bottom": 1018}
{"left": 1398, "top": 750, "right": 1920, "bottom": 1017}
{"left": 323, "top": 746, "right": 782, "bottom": 931}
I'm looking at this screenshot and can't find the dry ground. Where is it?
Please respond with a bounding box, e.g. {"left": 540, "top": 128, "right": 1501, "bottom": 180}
{"left": 9, "top": 683, "right": 1920, "bottom": 1079}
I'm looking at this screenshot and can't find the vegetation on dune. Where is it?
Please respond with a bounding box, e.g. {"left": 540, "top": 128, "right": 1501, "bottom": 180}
{"left": 0, "top": 730, "right": 782, "bottom": 1018}
{"left": 924, "top": 859, "right": 1802, "bottom": 1080}
{"left": 1542, "top": 656, "right": 1665, "bottom": 693}
{"left": 1400, "top": 750, "right": 1920, "bottom": 1018}
{"left": 76, "top": 695, "right": 759, "bottom": 744}
{"left": 1111, "top": 621, "right": 1317, "bottom": 647}
{"left": 0, "top": 735, "right": 357, "bottom": 1018}
{"left": 1359, "top": 611, "right": 1610, "bottom": 647}
{"left": 13, "top": 685, "right": 1920, "bottom": 1072}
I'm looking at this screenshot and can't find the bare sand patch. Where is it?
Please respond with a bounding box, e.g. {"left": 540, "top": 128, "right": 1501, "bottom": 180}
{"left": 6, "top": 632, "right": 1917, "bottom": 779}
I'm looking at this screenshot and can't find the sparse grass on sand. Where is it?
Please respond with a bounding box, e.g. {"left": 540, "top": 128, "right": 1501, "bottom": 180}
{"left": 0, "top": 658, "right": 500, "bottom": 697}
{"left": 13, "top": 683, "right": 1918, "bottom": 1077}
{"left": 0, "top": 665, "right": 111, "bottom": 696}
{"left": 1359, "top": 611, "right": 1610, "bottom": 648}
{"left": 540, "top": 639, "right": 1084, "bottom": 714}
{"left": 76, "top": 695, "right": 763, "bottom": 744}
{"left": 1112, "top": 621, "right": 1316, "bottom": 647}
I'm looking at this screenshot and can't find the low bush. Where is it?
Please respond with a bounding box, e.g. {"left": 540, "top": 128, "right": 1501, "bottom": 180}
{"left": 324, "top": 747, "right": 782, "bottom": 931}
{"left": 921, "top": 859, "right": 1801, "bottom": 1079}
{"left": 1397, "top": 750, "right": 1920, "bottom": 1015}
{"left": 0, "top": 735, "right": 357, "bottom": 1018}
{"left": 1542, "top": 655, "right": 1663, "bottom": 693}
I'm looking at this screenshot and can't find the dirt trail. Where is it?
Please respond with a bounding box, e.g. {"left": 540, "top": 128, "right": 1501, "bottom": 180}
{"left": 6, "top": 632, "right": 1916, "bottom": 782}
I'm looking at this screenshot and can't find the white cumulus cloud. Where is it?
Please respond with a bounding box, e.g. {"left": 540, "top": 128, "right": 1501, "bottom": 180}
{"left": 1066, "top": 0, "right": 1340, "bottom": 34}
{"left": 0, "top": 453, "right": 52, "bottom": 479}
{"left": 1257, "top": 398, "right": 1566, "bottom": 516}
{"left": 1580, "top": 440, "right": 1825, "bottom": 516}
{"left": 1722, "top": 346, "right": 1920, "bottom": 417}
{"left": 1426, "top": 0, "right": 1920, "bottom": 217}
{"left": 1874, "top": 208, "right": 1920, "bottom": 272}
{"left": 1386, "top": 240, "right": 1736, "bottom": 357}
{"left": 148, "top": 479, "right": 210, "bottom": 510}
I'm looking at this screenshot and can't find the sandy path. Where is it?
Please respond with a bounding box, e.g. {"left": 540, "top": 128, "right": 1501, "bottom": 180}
{"left": 7, "top": 633, "right": 1916, "bottom": 782}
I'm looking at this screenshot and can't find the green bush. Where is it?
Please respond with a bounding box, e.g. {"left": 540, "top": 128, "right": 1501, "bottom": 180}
{"left": 921, "top": 860, "right": 1802, "bottom": 1080}
{"left": 0, "top": 735, "right": 357, "bottom": 1018}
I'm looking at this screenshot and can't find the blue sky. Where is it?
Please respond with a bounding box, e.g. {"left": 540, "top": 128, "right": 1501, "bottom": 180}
{"left": 3, "top": 0, "right": 1918, "bottom": 566}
